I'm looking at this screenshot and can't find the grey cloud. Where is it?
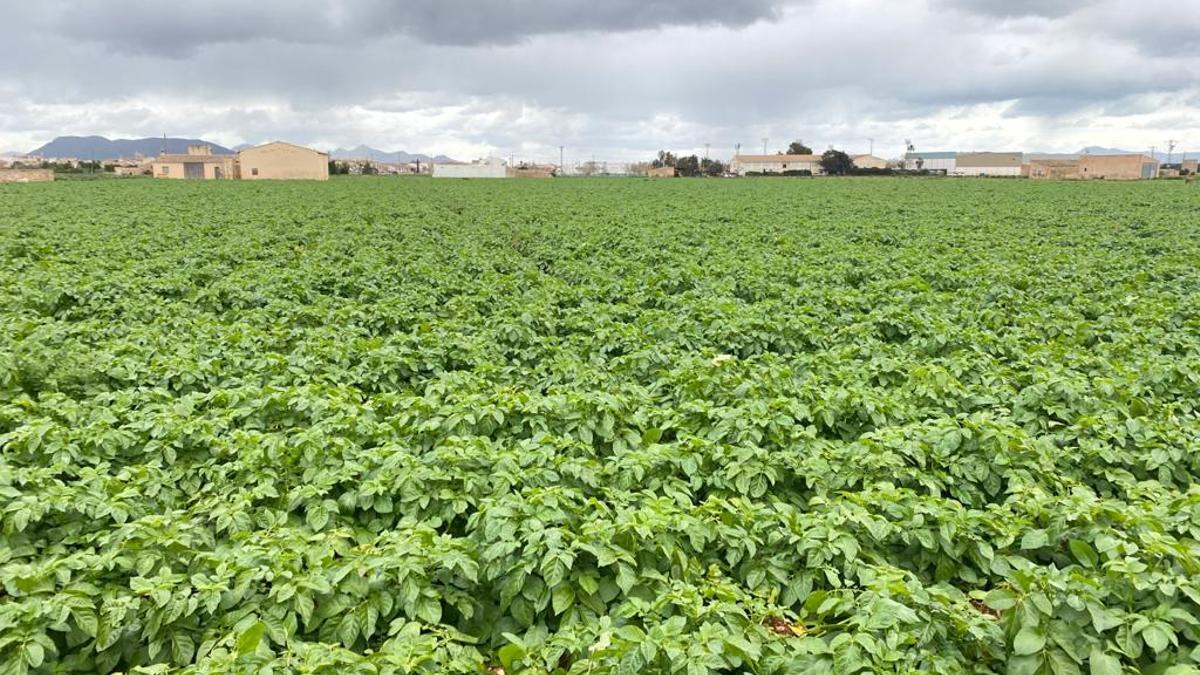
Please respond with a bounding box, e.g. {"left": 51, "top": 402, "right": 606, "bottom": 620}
{"left": 1073, "top": 1, "right": 1200, "bottom": 58}
{"left": 2, "top": 0, "right": 1199, "bottom": 159}
{"left": 933, "top": 0, "right": 1092, "bottom": 19}
{"left": 50, "top": 0, "right": 795, "bottom": 54}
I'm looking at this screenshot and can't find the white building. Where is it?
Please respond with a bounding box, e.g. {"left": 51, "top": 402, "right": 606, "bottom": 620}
{"left": 730, "top": 154, "right": 823, "bottom": 175}
{"left": 953, "top": 152, "right": 1023, "bottom": 177}
{"left": 432, "top": 157, "right": 507, "bottom": 178}
{"left": 904, "top": 151, "right": 956, "bottom": 173}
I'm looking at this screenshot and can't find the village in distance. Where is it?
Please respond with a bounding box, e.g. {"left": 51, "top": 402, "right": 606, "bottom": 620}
{"left": 1, "top": 134, "right": 1195, "bottom": 184}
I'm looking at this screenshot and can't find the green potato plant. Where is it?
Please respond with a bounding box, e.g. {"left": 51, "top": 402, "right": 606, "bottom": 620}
{"left": 1, "top": 177, "right": 1200, "bottom": 674}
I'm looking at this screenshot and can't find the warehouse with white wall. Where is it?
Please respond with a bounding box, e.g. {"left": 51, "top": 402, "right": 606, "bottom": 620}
{"left": 954, "top": 152, "right": 1023, "bottom": 177}
{"left": 433, "top": 157, "right": 507, "bottom": 178}
{"left": 903, "top": 151, "right": 956, "bottom": 173}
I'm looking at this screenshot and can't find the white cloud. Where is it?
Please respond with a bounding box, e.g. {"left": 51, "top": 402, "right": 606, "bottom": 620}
{"left": 1, "top": 0, "right": 1197, "bottom": 159}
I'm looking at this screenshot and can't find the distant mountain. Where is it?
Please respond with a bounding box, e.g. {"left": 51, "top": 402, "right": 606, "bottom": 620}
{"left": 330, "top": 145, "right": 456, "bottom": 163}
{"left": 1079, "top": 146, "right": 1176, "bottom": 162}
{"left": 1080, "top": 146, "right": 1137, "bottom": 155}
{"left": 29, "top": 136, "right": 234, "bottom": 159}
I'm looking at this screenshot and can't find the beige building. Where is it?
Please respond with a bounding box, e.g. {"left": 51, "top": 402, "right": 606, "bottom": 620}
{"left": 954, "top": 152, "right": 1023, "bottom": 176}
{"left": 152, "top": 144, "right": 237, "bottom": 180}
{"left": 238, "top": 141, "right": 329, "bottom": 181}
{"left": 730, "top": 154, "right": 822, "bottom": 175}
{"left": 151, "top": 141, "right": 328, "bottom": 181}
{"left": 851, "top": 154, "right": 888, "bottom": 170}
{"left": 0, "top": 169, "right": 54, "bottom": 183}
{"left": 1183, "top": 159, "right": 1198, "bottom": 175}
{"left": 644, "top": 166, "right": 677, "bottom": 178}
{"left": 508, "top": 163, "right": 556, "bottom": 178}
{"left": 1079, "top": 154, "right": 1158, "bottom": 180}
{"left": 1024, "top": 159, "right": 1081, "bottom": 180}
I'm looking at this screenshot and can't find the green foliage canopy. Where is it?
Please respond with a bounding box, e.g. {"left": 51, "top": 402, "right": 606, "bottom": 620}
{"left": 1, "top": 177, "right": 1200, "bottom": 673}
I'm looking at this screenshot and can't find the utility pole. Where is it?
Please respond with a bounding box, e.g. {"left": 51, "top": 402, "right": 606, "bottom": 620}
{"left": 868, "top": 138, "right": 874, "bottom": 155}
{"left": 1150, "top": 145, "right": 1157, "bottom": 161}
{"left": 559, "top": 145, "right": 564, "bottom": 175}
{"left": 762, "top": 137, "right": 768, "bottom": 155}
{"left": 704, "top": 143, "right": 710, "bottom": 160}
{"left": 1166, "top": 140, "right": 1178, "bottom": 163}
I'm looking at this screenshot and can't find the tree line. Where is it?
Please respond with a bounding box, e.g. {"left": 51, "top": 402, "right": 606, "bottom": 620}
{"left": 636, "top": 140, "right": 869, "bottom": 177}
{"left": 646, "top": 151, "right": 727, "bottom": 177}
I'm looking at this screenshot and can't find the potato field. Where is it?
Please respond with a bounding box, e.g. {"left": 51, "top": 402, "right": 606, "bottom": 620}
{"left": 2, "top": 177, "right": 1200, "bottom": 674}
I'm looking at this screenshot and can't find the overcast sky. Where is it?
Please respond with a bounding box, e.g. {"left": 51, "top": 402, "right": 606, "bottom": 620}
{"left": 1, "top": 0, "right": 1198, "bottom": 162}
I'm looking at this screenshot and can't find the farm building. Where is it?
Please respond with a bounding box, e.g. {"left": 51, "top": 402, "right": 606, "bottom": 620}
{"left": 1025, "top": 159, "right": 1081, "bottom": 180}
{"left": 151, "top": 144, "right": 236, "bottom": 180}
{"left": 954, "top": 152, "right": 1023, "bottom": 177}
{"left": 238, "top": 142, "right": 329, "bottom": 181}
{"left": 152, "top": 141, "right": 327, "bottom": 181}
{"left": 903, "top": 151, "right": 955, "bottom": 173}
{"left": 730, "top": 154, "right": 822, "bottom": 175}
{"left": 508, "top": 163, "right": 557, "bottom": 178}
{"left": 644, "top": 166, "right": 677, "bottom": 178}
{"left": 433, "top": 157, "right": 507, "bottom": 178}
{"left": 851, "top": 154, "right": 888, "bottom": 170}
{"left": 0, "top": 169, "right": 54, "bottom": 183}
{"left": 1079, "top": 154, "right": 1159, "bottom": 180}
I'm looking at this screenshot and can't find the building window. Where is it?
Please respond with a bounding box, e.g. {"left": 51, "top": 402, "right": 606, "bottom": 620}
{"left": 251, "top": 168, "right": 259, "bottom": 176}
{"left": 161, "top": 165, "right": 169, "bottom": 175}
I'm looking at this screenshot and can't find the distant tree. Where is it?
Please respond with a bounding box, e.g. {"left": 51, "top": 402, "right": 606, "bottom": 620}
{"left": 578, "top": 160, "right": 602, "bottom": 176}
{"left": 786, "top": 140, "right": 812, "bottom": 155}
{"left": 820, "top": 149, "right": 853, "bottom": 176}
{"left": 675, "top": 155, "right": 701, "bottom": 177}
{"left": 627, "top": 161, "right": 653, "bottom": 176}
{"left": 652, "top": 151, "right": 678, "bottom": 168}
{"left": 700, "top": 158, "right": 727, "bottom": 176}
